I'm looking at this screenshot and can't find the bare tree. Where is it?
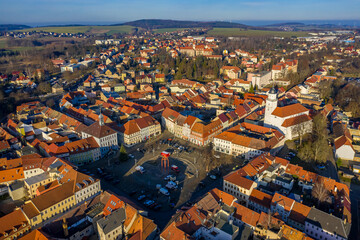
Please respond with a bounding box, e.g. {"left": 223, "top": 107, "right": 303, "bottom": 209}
{"left": 292, "top": 122, "right": 308, "bottom": 145}
{"left": 311, "top": 181, "right": 330, "bottom": 207}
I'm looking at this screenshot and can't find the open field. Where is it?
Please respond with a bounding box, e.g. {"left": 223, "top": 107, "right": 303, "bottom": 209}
{"left": 153, "top": 28, "right": 188, "bottom": 33}
{"left": 0, "top": 39, "right": 6, "bottom": 48}
{"left": 207, "top": 28, "right": 310, "bottom": 37}
{"left": 15, "top": 25, "right": 136, "bottom": 35}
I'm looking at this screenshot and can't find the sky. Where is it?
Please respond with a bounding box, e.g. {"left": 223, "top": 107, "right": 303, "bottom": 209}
{"left": 0, "top": 0, "right": 360, "bottom": 26}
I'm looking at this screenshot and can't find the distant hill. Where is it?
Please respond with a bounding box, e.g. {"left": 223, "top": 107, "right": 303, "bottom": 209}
{"left": 0, "top": 24, "right": 31, "bottom": 31}
{"left": 115, "top": 19, "right": 253, "bottom": 29}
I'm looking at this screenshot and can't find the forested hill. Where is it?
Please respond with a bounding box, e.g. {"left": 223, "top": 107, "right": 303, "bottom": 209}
{"left": 0, "top": 24, "right": 31, "bottom": 31}
{"left": 115, "top": 19, "right": 253, "bottom": 29}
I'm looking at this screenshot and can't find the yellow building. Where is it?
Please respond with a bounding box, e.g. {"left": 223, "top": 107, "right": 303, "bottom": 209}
{"left": 24, "top": 172, "right": 54, "bottom": 198}
{"left": 21, "top": 181, "right": 76, "bottom": 227}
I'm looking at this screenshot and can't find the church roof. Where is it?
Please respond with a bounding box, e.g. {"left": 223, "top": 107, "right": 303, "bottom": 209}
{"left": 271, "top": 103, "right": 309, "bottom": 118}
{"left": 82, "top": 122, "right": 116, "bottom": 138}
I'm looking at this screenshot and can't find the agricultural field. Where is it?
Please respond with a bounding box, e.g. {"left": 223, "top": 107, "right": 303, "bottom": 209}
{"left": 207, "top": 28, "right": 310, "bottom": 37}
{"left": 16, "top": 25, "right": 136, "bottom": 35}
{"left": 153, "top": 28, "right": 188, "bottom": 33}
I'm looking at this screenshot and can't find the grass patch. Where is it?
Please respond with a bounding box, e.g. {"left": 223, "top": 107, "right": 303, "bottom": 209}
{"left": 153, "top": 28, "right": 188, "bottom": 33}
{"left": 0, "top": 39, "right": 7, "bottom": 48}
{"left": 207, "top": 28, "right": 310, "bottom": 37}
{"left": 89, "top": 25, "right": 136, "bottom": 35}
{"left": 15, "top": 25, "right": 136, "bottom": 35}
{"left": 17, "top": 26, "right": 92, "bottom": 34}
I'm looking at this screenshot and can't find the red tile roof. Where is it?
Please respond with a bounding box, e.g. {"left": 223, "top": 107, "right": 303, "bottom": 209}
{"left": 271, "top": 103, "right": 309, "bottom": 118}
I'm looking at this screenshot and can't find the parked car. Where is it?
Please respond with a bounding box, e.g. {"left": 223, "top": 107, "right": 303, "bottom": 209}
{"left": 138, "top": 195, "right": 147, "bottom": 201}
{"left": 164, "top": 175, "right": 176, "bottom": 181}
{"left": 209, "top": 175, "right": 217, "bottom": 180}
{"left": 171, "top": 165, "right": 180, "bottom": 173}
{"left": 129, "top": 154, "right": 135, "bottom": 159}
{"left": 153, "top": 204, "right": 162, "bottom": 211}
{"left": 135, "top": 166, "right": 145, "bottom": 174}
{"left": 159, "top": 187, "right": 170, "bottom": 196}
{"left": 166, "top": 181, "right": 178, "bottom": 190}
{"left": 143, "top": 200, "right": 155, "bottom": 207}
{"left": 129, "top": 191, "right": 137, "bottom": 196}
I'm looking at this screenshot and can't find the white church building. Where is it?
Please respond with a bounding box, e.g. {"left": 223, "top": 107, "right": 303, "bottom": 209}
{"left": 264, "top": 87, "right": 312, "bottom": 140}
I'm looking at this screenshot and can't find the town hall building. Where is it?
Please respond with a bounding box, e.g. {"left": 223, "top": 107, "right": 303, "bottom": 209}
{"left": 264, "top": 87, "right": 312, "bottom": 140}
{"left": 81, "top": 113, "right": 118, "bottom": 157}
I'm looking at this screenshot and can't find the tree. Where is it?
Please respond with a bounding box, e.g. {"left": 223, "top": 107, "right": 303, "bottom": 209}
{"left": 249, "top": 83, "right": 254, "bottom": 94}
{"left": 311, "top": 181, "right": 330, "bottom": 207}
{"left": 292, "top": 121, "right": 308, "bottom": 145}
{"left": 297, "top": 114, "right": 330, "bottom": 163}
{"left": 37, "top": 82, "right": 51, "bottom": 94}
{"left": 46, "top": 98, "right": 55, "bottom": 108}
{"left": 336, "top": 158, "right": 342, "bottom": 168}
{"left": 119, "top": 144, "right": 128, "bottom": 162}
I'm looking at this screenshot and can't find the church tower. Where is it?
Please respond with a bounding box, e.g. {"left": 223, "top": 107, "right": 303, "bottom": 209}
{"left": 99, "top": 112, "right": 104, "bottom": 126}
{"left": 264, "top": 87, "right": 278, "bottom": 126}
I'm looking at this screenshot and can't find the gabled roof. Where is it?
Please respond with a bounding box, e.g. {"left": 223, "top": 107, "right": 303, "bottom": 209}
{"left": 224, "top": 174, "right": 255, "bottom": 190}
{"left": 271, "top": 193, "right": 295, "bottom": 212}
{"left": 82, "top": 121, "right": 116, "bottom": 138}
{"left": 288, "top": 202, "right": 311, "bottom": 225}
{"left": 249, "top": 189, "right": 272, "bottom": 209}
{"left": 306, "top": 207, "right": 350, "bottom": 239}
{"left": 233, "top": 202, "right": 260, "bottom": 227}
{"left": 271, "top": 103, "right": 309, "bottom": 118}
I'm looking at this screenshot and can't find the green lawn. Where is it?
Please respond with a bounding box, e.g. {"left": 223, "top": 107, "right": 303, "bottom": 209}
{"left": 17, "top": 26, "right": 92, "bottom": 34}
{"left": 89, "top": 25, "right": 136, "bottom": 35}
{"left": 0, "top": 39, "right": 6, "bottom": 48}
{"left": 153, "top": 28, "right": 188, "bottom": 33}
{"left": 15, "top": 25, "right": 136, "bottom": 35}
{"left": 207, "top": 28, "right": 310, "bottom": 37}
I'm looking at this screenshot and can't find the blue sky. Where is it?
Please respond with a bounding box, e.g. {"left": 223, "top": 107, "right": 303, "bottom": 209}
{"left": 0, "top": 0, "right": 359, "bottom": 26}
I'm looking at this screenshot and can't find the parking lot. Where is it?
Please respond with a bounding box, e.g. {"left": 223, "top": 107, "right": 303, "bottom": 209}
{"left": 78, "top": 131, "right": 245, "bottom": 228}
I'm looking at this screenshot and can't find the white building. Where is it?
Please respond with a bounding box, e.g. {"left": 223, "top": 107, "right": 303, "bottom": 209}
{"left": 81, "top": 114, "right": 118, "bottom": 157}
{"left": 223, "top": 174, "right": 257, "bottom": 206}
{"left": 270, "top": 193, "right": 295, "bottom": 222}
{"left": 247, "top": 71, "right": 272, "bottom": 89}
{"left": 305, "top": 208, "right": 350, "bottom": 240}
{"left": 264, "top": 88, "right": 312, "bottom": 140}
{"left": 334, "top": 136, "right": 355, "bottom": 161}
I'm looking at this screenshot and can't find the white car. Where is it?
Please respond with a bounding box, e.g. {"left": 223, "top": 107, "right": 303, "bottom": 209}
{"left": 209, "top": 175, "right": 217, "bottom": 180}
{"left": 159, "top": 187, "right": 170, "bottom": 196}
{"left": 164, "top": 175, "right": 176, "bottom": 181}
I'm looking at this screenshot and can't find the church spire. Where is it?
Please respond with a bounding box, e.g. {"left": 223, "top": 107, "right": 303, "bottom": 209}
{"left": 99, "top": 109, "right": 104, "bottom": 126}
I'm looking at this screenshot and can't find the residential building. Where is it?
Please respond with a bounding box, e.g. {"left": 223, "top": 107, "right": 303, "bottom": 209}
{"left": 96, "top": 208, "right": 126, "bottom": 240}
{"left": 247, "top": 71, "right": 272, "bottom": 89}
{"left": 119, "top": 116, "right": 161, "bottom": 146}
{"left": 305, "top": 207, "right": 350, "bottom": 240}
{"left": 213, "top": 122, "right": 285, "bottom": 159}
{"left": 223, "top": 173, "right": 257, "bottom": 206}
